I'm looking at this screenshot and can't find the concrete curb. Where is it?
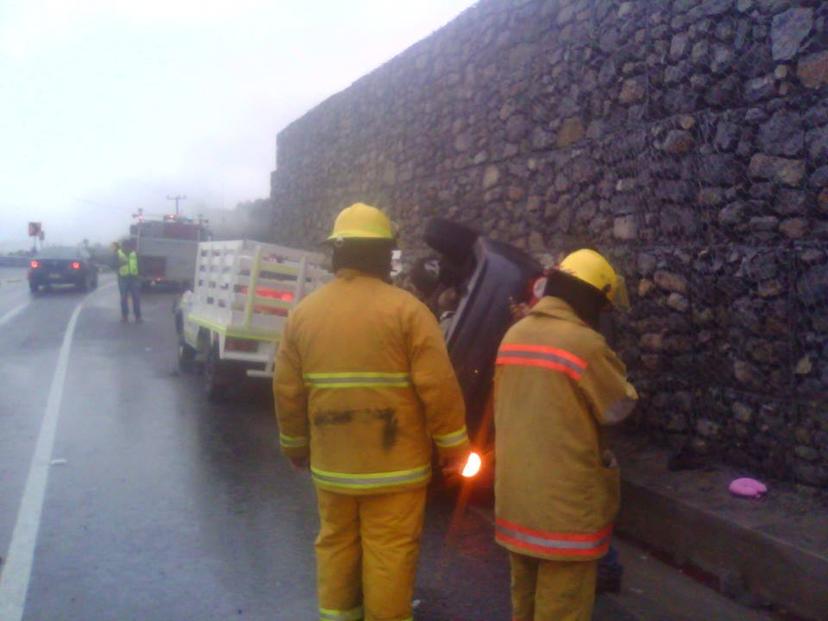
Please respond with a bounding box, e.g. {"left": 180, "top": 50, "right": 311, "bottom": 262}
{"left": 615, "top": 441, "right": 828, "bottom": 621}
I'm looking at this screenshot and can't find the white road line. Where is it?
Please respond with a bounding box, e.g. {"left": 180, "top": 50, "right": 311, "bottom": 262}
{"left": 0, "top": 301, "right": 84, "bottom": 620}
{"left": 0, "top": 303, "right": 28, "bottom": 328}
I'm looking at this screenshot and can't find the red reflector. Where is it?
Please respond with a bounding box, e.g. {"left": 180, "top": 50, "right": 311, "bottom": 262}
{"left": 30, "top": 260, "right": 40, "bottom": 269}
{"left": 71, "top": 262, "right": 81, "bottom": 270}
{"left": 257, "top": 287, "right": 294, "bottom": 301}
{"left": 225, "top": 338, "right": 258, "bottom": 353}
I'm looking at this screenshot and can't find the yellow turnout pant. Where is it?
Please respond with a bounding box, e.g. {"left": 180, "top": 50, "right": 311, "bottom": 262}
{"left": 510, "top": 552, "right": 598, "bottom": 621}
{"left": 315, "top": 487, "right": 426, "bottom": 621}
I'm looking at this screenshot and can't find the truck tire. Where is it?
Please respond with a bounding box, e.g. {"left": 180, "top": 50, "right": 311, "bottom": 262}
{"left": 204, "top": 343, "right": 229, "bottom": 402}
{"left": 424, "top": 218, "right": 478, "bottom": 265}
{"left": 178, "top": 337, "right": 196, "bottom": 373}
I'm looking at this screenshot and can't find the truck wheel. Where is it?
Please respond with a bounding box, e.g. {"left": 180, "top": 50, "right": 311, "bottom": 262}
{"left": 178, "top": 337, "right": 196, "bottom": 373}
{"left": 204, "top": 343, "right": 229, "bottom": 402}
{"left": 29, "top": 282, "right": 39, "bottom": 295}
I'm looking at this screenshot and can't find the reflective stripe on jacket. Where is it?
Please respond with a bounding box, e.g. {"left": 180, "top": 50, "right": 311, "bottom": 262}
{"left": 118, "top": 249, "right": 139, "bottom": 277}
{"left": 274, "top": 268, "right": 469, "bottom": 495}
{"left": 494, "top": 296, "right": 638, "bottom": 561}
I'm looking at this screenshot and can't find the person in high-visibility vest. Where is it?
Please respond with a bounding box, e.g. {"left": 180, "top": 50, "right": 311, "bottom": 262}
{"left": 274, "top": 203, "right": 470, "bottom": 621}
{"left": 494, "top": 249, "right": 638, "bottom": 621}
{"left": 115, "top": 240, "right": 142, "bottom": 322}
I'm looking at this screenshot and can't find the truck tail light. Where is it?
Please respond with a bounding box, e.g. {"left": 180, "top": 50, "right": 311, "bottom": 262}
{"left": 71, "top": 261, "right": 81, "bottom": 270}
{"left": 30, "top": 260, "right": 40, "bottom": 269}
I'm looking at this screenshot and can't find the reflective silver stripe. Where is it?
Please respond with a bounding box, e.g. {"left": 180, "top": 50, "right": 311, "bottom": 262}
{"left": 603, "top": 397, "right": 636, "bottom": 424}
{"left": 279, "top": 433, "right": 308, "bottom": 448}
{"left": 498, "top": 349, "right": 585, "bottom": 374}
{"left": 311, "top": 465, "right": 431, "bottom": 490}
{"left": 496, "top": 523, "right": 611, "bottom": 552}
{"left": 319, "top": 606, "right": 363, "bottom": 621}
{"left": 434, "top": 426, "right": 468, "bottom": 448}
{"left": 303, "top": 372, "right": 412, "bottom": 388}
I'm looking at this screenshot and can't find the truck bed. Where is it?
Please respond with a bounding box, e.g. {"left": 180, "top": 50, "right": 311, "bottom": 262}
{"left": 186, "top": 239, "right": 328, "bottom": 341}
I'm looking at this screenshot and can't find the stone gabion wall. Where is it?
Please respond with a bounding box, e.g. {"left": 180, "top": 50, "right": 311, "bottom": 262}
{"left": 270, "top": 0, "right": 828, "bottom": 486}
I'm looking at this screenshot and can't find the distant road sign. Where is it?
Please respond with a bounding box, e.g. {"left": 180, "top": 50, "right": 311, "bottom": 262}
{"left": 28, "top": 222, "right": 42, "bottom": 237}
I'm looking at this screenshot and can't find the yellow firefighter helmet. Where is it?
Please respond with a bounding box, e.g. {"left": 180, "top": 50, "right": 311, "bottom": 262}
{"left": 327, "top": 203, "right": 395, "bottom": 242}
{"left": 558, "top": 249, "right": 630, "bottom": 310}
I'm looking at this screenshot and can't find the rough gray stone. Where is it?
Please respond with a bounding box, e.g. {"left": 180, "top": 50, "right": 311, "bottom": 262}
{"left": 654, "top": 270, "right": 688, "bottom": 294}
{"left": 807, "top": 126, "right": 828, "bottom": 161}
{"left": 711, "top": 45, "right": 734, "bottom": 74}
{"left": 663, "top": 130, "right": 695, "bottom": 154}
{"left": 670, "top": 33, "right": 690, "bottom": 60}
{"left": 697, "top": 419, "right": 721, "bottom": 437}
{"left": 733, "top": 402, "right": 754, "bottom": 423}
{"left": 619, "top": 77, "right": 646, "bottom": 104}
{"left": 797, "top": 265, "right": 828, "bottom": 308}
{"left": 531, "top": 127, "right": 553, "bottom": 150}
{"left": 505, "top": 115, "right": 529, "bottom": 142}
{"left": 701, "top": 0, "right": 734, "bottom": 17}
{"left": 798, "top": 51, "right": 828, "bottom": 89}
{"left": 719, "top": 202, "right": 747, "bottom": 226}
{"left": 668, "top": 292, "right": 690, "bottom": 312}
{"left": 758, "top": 111, "right": 804, "bottom": 157}
{"left": 780, "top": 218, "right": 808, "bottom": 239}
{"left": 701, "top": 154, "right": 740, "bottom": 185}
{"left": 773, "top": 190, "right": 807, "bottom": 216}
{"left": 714, "top": 121, "right": 740, "bottom": 151}
{"left": 771, "top": 8, "right": 813, "bottom": 62}
{"left": 692, "top": 40, "right": 710, "bottom": 66}
{"left": 638, "top": 253, "right": 657, "bottom": 276}
{"left": 613, "top": 215, "right": 638, "bottom": 240}
{"left": 665, "top": 62, "right": 693, "bottom": 85}
{"left": 748, "top": 154, "right": 806, "bottom": 186}
{"left": 482, "top": 165, "right": 500, "bottom": 190}
{"left": 745, "top": 75, "right": 776, "bottom": 103}
{"left": 812, "top": 166, "right": 828, "bottom": 188}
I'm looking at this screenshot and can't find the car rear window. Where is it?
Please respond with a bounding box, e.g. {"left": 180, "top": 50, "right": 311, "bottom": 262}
{"left": 36, "top": 247, "right": 82, "bottom": 260}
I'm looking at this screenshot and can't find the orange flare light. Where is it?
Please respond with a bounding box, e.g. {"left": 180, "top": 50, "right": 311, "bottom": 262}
{"left": 461, "top": 452, "right": 482, "bottom": 478}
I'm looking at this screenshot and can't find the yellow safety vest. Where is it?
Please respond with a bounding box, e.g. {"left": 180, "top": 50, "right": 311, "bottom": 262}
{"left": 118, "top": 249, "right": 139, "bottom": 277}
{"left": 274, "top": 269, "right": 469, "bottom": 495}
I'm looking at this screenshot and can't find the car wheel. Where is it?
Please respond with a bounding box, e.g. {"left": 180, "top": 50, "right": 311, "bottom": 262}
{"left": 178, "top": 337, "right": 196, "bottom": 373}
{"left": 425, "top": 218, "right": 479, "bottom": 264}
{"left": 204, "top": 343, "right": 229, "bottom": 402}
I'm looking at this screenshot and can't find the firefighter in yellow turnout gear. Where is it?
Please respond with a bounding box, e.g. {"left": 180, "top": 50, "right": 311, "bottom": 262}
{"left": 274, "top": 203, "right": 470, "bottom": 621}
{"left": 494, "top": 249, "right": 638, "bottom": 621}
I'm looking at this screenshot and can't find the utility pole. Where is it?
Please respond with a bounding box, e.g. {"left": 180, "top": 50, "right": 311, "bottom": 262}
{"left": 166, "top": 194, "right": 187, "bottom": 218}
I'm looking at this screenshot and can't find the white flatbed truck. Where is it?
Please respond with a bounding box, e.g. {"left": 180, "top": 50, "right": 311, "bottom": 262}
{"left": 174, "top": 239, "right": 328, "bottom": 400}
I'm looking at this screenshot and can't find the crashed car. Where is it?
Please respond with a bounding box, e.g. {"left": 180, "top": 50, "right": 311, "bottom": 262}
{"left": 419, "top": 218, "right": 543, "bottom": 449}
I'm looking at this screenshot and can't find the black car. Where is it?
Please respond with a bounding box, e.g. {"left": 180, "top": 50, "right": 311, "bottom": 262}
{"left": 421, "top": 219, "right": 543, "bottom": 445}
{"left": 28, "top": 246, "right": 99, "bottom": 294}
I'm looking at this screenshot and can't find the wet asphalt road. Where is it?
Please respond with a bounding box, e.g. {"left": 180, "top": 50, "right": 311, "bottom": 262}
{"left": 0, "top": 268, "right": 775, "bottom": 621}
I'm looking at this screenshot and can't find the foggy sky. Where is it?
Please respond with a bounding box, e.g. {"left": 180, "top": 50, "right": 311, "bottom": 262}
{"left": 0, "top": 0, "right": 476, "bottom": 251}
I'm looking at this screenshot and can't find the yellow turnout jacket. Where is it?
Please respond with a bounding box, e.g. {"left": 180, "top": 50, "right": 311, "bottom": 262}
{"left": 494, "top": 296, "right": 638, "bottom": 561}
{"left": 274, "top": 269, "right": 469, "bottom": 495}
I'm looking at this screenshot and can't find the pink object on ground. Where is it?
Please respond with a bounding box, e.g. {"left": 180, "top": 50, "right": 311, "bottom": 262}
{"left": 729, "top": 477, "right": 768, "bottom": 499}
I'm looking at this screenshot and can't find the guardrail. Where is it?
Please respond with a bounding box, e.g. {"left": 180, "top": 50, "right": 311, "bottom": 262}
{"left": 0, "top": 257, "right": 29, "bottom": 268}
